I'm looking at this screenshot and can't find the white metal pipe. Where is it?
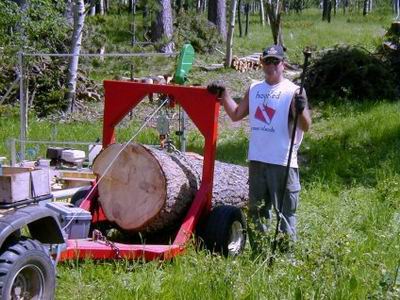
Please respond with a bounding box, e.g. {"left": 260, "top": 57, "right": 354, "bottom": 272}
{"left": 52, "top": 186, "right": 84, "bottom": 200}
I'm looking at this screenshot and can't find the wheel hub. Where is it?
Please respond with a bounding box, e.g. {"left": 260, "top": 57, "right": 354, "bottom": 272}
{"left": 228, "top": 220, "right": 244, "bottom": 255}
{"left": 10, "top": 264, "right": 44, "bottom": 300}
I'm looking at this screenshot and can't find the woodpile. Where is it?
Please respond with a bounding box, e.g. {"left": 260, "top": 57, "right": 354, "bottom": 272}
{"left": 92, "top": 143, "right": 249, "bottom": 233}
{"left": 231, "top": 53, "right": 262, "bottom": 72}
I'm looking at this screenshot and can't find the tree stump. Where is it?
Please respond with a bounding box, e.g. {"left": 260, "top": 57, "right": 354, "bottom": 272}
{"left": 92, "top": 143, "right": 248, "bottom": 233}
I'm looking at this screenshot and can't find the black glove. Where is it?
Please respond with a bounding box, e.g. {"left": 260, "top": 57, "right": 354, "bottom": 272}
{"left": 207, "top": 80, "right": 226, "bottom": 98}
{"left": 294, "top": 93, "right": 307, "bottom": 114}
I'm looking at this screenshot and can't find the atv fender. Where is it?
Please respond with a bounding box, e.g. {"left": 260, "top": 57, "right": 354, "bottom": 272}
{"left": 0, "top": 205, "right": 64, "bottom": 249}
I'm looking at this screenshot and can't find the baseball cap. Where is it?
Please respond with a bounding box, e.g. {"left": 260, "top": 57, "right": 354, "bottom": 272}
{"left": 262, "top": 45, "right": 285, "bottom": 60}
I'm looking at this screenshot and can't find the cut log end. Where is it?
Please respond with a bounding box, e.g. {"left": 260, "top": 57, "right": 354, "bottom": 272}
{"left": 93, "top": 143, "right": 166, "bottom": 230}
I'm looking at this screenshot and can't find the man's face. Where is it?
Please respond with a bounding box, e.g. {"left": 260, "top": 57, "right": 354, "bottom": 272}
{"left": 261, "top": 57, "right": 284, "bottom": 80}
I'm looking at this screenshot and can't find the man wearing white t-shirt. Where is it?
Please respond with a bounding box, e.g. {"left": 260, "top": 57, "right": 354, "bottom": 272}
{"left": 208, "top": 45, "right": 312, "bottom": 253}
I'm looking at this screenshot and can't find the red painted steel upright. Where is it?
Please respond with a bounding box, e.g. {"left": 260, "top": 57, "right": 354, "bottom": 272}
{"left": 60, "top": 81, "right": 220, "bottom": 261}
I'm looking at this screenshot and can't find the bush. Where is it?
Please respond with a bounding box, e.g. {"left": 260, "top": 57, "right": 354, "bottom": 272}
{"left": 173, "top": 11, "right": 223, "bottom": 54}
{"left": 304, "top": 45, "right": 399, "bottom": 102}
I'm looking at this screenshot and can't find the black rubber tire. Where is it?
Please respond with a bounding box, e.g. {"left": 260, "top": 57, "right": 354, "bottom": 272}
{"left": 0, "top": 238, "right": 55, "bottom": 300}
{"left": 199, "top": 205, "right": 247, "bottom": 257}
{"left": 70, "top": 185, "right": 93, "bottom": 207}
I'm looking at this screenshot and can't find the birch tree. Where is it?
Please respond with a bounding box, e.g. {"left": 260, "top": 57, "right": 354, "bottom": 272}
{"left": 65, "top": 0, "right": 85, "bottom": 112}
{"left": 225, "top": 0, "right": 238, "bottom": 67}
{"left": 396, "top": 0, "right": 400, "bottom": 19}
{"left": 259, "top": 0, "right": 265, "bottom": 26}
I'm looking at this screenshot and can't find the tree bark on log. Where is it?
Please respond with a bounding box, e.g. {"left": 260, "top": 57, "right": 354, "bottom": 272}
{"left": 92, "top": 143, "right": 248, "bottom": 233}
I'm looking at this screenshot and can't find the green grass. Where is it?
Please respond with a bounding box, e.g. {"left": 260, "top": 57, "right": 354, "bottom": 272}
{"left": 49, "top": 100, "right": 400, "bottom": 299}
{"left": 233, "top": 8, "right": 393, "bottom": 63}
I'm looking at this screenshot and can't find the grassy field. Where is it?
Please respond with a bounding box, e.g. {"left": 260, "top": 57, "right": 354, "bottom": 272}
{"left": 49, "top": 100, "right": 399, "bottom": 299}
{"left": 1, "top": 7, "right": 399, "bottom": 300}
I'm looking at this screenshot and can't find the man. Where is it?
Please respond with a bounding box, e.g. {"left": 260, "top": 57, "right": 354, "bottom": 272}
{"left": 208, "top": 45, "right": 311, "bottom": 252}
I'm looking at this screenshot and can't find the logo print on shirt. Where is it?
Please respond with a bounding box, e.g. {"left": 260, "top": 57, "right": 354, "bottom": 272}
{"left": 255, "top": 104, "right": 276, "bottom": 125}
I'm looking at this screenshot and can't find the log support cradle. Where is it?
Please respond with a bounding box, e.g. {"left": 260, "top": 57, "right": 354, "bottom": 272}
{"left": 61, "top": 81, "right": 221, "bottom": 261}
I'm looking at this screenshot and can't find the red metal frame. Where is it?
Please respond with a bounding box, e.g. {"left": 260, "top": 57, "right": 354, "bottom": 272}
{"left": 60, "top": 81, "right": 220, "bottom": 261}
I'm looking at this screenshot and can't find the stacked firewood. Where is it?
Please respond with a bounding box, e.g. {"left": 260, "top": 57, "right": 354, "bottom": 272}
{"left": 231, "top": 54, "right": 262, "bottom": 72}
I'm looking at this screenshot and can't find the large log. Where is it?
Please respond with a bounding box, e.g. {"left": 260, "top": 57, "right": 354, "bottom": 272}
{"left": 92, "top": 143, "right": 248, "bottom": 233}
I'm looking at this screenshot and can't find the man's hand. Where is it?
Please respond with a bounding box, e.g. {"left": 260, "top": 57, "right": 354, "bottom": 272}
{"left": 294, "top": 93, "right": 307, "bottom": 114}
{"left": 207, "top": 80, "right": 226, "bottom": 98}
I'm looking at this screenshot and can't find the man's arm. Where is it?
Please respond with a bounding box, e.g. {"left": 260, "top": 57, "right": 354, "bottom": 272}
{"left": 220, "top": 88, "right": 249, "bottom": 122}
{"left": 207, "top": 81, "right": 249, "bottom": 122}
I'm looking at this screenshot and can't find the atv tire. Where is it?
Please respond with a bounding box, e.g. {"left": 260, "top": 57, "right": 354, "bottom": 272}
{"left": 0, "top": 238, "right": 55, "bottom": 300}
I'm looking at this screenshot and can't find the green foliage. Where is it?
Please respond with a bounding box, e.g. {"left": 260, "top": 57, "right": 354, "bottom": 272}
{"left": 174, "top": 11, "right": 223, "bottom": 54}
{"left": 0, "top": 1, "right": 19, "bottom": 48}
{"left": 0, "top": 0, "right": 69, "bottom": 54}
{"left": 305, "top": 45, "right": 399, "bottom": 102}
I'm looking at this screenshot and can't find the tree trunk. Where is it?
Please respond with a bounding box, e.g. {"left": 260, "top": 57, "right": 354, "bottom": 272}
{"left": 151, "top": 0, "right": 174, "bottom": 53}
{"left": 130, "top": 0, "right": 137, "bottom": 45}
{"left": 92, "top": 143, "right": 249, "bottom": 233}
{"left": 333, "top": 0, "right": 336, "bottom": 16}
{"left": 176, "top": 0, "right": 182, "bottom": 13}
{"left": 238, "top": 0, "right": 243, "bottom": 37}
{"left": 244, "top": 3, "right": 250, "bottom": 36}
{"left": 208, "top": 0, "right": 227, "bottom": 41}
{"left": 64, "top": 0, "right": 74, "bottom": 25}
{"left": 89, "top": 5, "right": 96, "bottom": 16}
{"left": 265, "top": 0, "right": 284, "bottom": 46}
{"left": 396, "top": 0, "right": 400, "bottom": 19}
{"left": 225, "top": 0, "right": 238, "bottom": 67}
{"left": 65, "top": 0, "right": 85, "bottom": 113}
{"left": 104, "top": 0, "right": 110, "bottom": 13}
{"left": 129, "top": 0, "right": 135, "bottom": 12}
{"left": 322, "top": 0, "right": 332, "bottom": 22}
{"left": 97, "top": 0, "right": 105, "bottom": 15}
{"left": 363, "top": 0, "right": 368, "bottom": 15}
{"left": 259, "top": 0, "right": 265, "bottom": 26}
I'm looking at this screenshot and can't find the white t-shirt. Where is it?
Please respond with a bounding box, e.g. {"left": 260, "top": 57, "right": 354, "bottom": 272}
{"left": 248, "top": 79, "right": 303, "bottom": 168}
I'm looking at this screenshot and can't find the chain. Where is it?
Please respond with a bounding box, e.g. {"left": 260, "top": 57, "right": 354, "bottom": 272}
{"left": 167, "top": 142, "right": 202, "bottom": 187}
{"left": 92, "top": 229, "right": 122, "bottom": 259}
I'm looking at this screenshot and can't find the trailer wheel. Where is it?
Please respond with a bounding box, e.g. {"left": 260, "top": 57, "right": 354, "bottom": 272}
{"left": 200, "top": 205, "right": 247, "bottom": 257}
{"left": 0, "top": 238, "right": 55, "bottom": 300}
{"left": 71, "top": 185, "right": 93, "bottom": 207}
